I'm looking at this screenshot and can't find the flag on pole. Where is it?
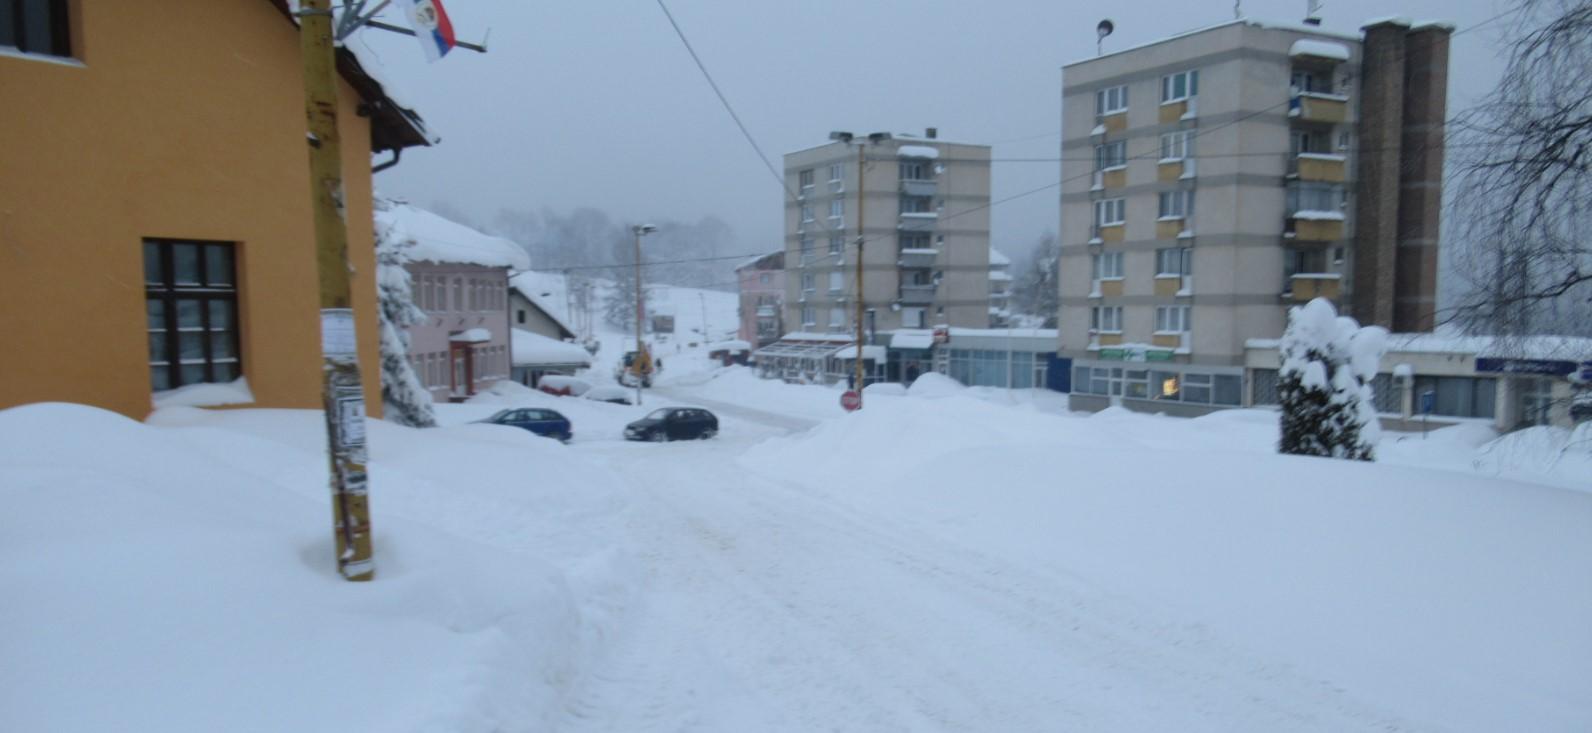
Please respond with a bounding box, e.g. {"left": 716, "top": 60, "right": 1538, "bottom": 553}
{"left": 395, "top": 0, "right": 456, "bottom": 62}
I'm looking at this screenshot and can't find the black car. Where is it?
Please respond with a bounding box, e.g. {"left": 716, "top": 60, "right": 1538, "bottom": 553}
{"left": 625, "top": 407, "right": 718, "bottom": 442}
{"left": 475, "top": 408, "right": 573, "bottom": 443}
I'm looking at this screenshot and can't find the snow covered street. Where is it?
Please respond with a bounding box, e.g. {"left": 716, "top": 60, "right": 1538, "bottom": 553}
{"left": 4, "top": 361, "right": 1590, "bottom": 732}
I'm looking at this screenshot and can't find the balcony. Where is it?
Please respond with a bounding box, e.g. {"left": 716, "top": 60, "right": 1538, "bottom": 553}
{"left": 1284, "top": 211, "right": 1345, "bottom": 242}
{"left": 1285, "top": 273, "right": 1342, "bottom": 302}
{"left": 755, "top": 305, "right": 777, "bottom": 318}
{"left": 1288, "top": 153, "right": 1346, "bottom": 182}
{"left": 1089, "top": 223, "right": 1124, "bottom": 244}
{"left": 1090, "top": 278, "right": 1124, "bottom": 298}
{"left": 897, "top": 248, "right": 937, "bottom": 269}
{"left": 899, "top": 284, "right": 936, "bottom": 306}
{"left": 900, "top": 179, "right": 937, "bottom": 197}
{"left": 1158, "top": 96, "right": 1198, "bottom": 124}
{"left": 899, "top": 211, "right": 938, "bottom": 233}
{"left": 1153, "top": 275, "right": 1192, "bottom": 297}
{"left": 828, "top": 178, "right": 844, "bottom": 194}
{"left": 1151, "top": 332, "right": 1189, "bottom": 350}
{"left": 1289, "top": 92, "right": 1348, "bottom": 124}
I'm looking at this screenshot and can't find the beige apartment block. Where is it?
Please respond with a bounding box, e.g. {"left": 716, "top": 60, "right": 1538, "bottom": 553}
{"left": 781, "top": 132, "right": 992, "bottom": 337}
{"left": 1057, "top": 17, "right": 1450, "bottom": 414}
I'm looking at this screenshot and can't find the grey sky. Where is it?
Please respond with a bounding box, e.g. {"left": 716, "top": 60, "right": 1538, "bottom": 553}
{"left": 356, "top": 0, "right": 1515, "bottom": 265}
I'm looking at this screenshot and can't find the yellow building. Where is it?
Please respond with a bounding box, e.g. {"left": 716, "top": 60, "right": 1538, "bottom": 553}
{"left": 0, "top": 0, "right": 434, "bottom": 418}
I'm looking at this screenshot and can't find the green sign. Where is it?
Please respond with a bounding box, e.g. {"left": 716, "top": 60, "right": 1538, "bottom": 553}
{"left": 1145, "top": 350, "right": 1174, "bottom": 362}
{"left": 1099, "top": 348, "right": 1125, "bottom": 361}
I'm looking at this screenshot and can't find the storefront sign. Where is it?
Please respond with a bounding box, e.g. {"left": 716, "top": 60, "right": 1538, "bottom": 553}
{"left": 1098, "top": 348, "right": 1124, "bottom": 361}
{"left": 1145, "top": 350, "right": 1174, "bottom": 362}
{"left": 1475, "top": 357, "right": 1578, "bottom": 377}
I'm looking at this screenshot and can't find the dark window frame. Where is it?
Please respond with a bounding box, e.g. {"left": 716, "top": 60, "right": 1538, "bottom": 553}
{"left": 144, "top": 239, "right": 242, "bottom": 392}
{"left": 2, "top": 0, "right": 72, "bottom": 58}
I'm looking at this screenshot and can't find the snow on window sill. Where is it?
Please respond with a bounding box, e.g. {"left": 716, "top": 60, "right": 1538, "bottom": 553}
{"left": 1157, "top": 157, "right": 1184, "bottom": 165}
{"left": 1101, "top": 165, "right": 1127, "bottom": 173}
{"left": 1160, "top": 97, "right": 1191, "bottom": 106}
{"left": 1088, "top": 237, "right": 1104, "bottom": 245}
{"left": 152, "top": 377, "right": 254, "bottom": 410}
{"left": 1177, "top": 229, "right": 1195, "bottom": 239}
{"left": 1156, "top": 215, "right": 1186, "bottom": 222}
{"left": 0, "top": 46, "right": 85, "bottom": 67}
{"left": 1154, "top": 273, "right": 1181, "bottom": 279}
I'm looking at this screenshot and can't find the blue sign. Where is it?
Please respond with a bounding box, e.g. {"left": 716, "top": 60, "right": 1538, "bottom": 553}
{"left": 1474, "top": 357, "right": 1579, "bottom": 377}
{"left": 1419, "top": 390, "right": 1435, "bottom": 415}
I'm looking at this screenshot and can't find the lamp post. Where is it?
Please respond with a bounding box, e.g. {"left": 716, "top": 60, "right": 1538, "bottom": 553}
{"left": 828, "top": 130, "right": 893, "bottom": 406}
{"left": 632, "top": 223, "right": 657, "bottom": 406}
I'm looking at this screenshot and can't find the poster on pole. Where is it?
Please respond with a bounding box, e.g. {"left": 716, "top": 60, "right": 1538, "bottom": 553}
{"left": 394, "top": 0, "right": 457, "bottom": 62}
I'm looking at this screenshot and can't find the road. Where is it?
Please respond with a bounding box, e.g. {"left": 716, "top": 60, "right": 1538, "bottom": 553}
{"left": 553, "top": 394, "right": 1413, "bottom": 732}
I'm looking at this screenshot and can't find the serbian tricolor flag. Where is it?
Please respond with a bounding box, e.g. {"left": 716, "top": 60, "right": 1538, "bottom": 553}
{"left": 396, "top": 0, "right": 456, "bottom": 62}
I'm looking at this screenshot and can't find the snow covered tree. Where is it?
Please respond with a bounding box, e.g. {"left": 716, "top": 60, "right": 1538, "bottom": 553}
{"left": 374, "top": 199, "right": 437, "bottom": 428}
{"left": 1278, "top": 298, "right": 1387, "bottom": 460}
{"left": 1012, "top": 232, "right": 1060, "bottom": 327}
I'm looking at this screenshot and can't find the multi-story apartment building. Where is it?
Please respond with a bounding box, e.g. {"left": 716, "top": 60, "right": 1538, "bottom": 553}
{"left": 1057, "top": 17, "right": 1450, "bottom": 415}
{"left": 782, "top": 131, "right": 992, "bottom": 337}
{"left": 735, "top": 251, "right": 785, "bottom": 348}
{"left": 989, "top": 247, "right": 1014, "bottom": 327}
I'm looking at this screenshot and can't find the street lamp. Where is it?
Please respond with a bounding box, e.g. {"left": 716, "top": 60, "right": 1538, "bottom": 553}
{"left": 631, "top": 223, "right": 657, "bottom": 406}
{"left": 828, "top": 130, "right": 892, "bottom": 408}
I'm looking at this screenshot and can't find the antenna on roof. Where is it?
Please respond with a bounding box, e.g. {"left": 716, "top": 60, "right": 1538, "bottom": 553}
{"left": 1234, "top": 0, "right": 1243, "bottom": 20}
{"left": 1096, "top": 19, "right": 1115, "bottom": 56}
{"left": 1304, "top": 0, "right": 1324, "bottom": 25}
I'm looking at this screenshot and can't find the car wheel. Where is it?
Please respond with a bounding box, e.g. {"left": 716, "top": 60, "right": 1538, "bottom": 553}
{"left": 701, "top": 429, "right": 717, "bottom": 440}
{"left": 650, "top": 431, "right": 667, "bottom": 443}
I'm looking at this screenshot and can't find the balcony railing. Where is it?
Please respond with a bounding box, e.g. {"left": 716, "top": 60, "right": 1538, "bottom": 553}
{"left": 1289, "top": 91, "right": 1349, "bottom": 124}
{"left": 899, "top": 284, "right": 936, "bottom": 305}
{"left": 898, "top": 249, "right": 937, "bottom": 269}
{"left": 1284, "top": 273, "right": 1342, "bottom": 302}
{"left": 900, "top": 179, "right": 937, "bottom": 197}
{"left": 1287, "top": 153, "right": 1347, "bottom": 182}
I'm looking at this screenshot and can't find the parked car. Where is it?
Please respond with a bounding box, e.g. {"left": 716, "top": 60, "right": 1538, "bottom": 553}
{"left": 624, "top": 407, "right": 717, "bottom": 442}
{"left": 476, "top": 408, "right": 572, "bottom": 443}
{"left": 583, "top": 385, "right": 633, "bottom": 405}
{"left": 538, "top": 375, "right": 592, "bottom": 397}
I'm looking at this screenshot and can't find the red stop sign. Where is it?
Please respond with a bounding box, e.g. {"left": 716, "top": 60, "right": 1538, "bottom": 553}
{"left": 841, "top": 390, "right": 862, "bottom": 412}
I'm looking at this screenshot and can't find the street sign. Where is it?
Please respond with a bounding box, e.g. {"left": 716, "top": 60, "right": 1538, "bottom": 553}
{"left": 841, "top": 390, "right": 862, "bottom": 412}
{"left": 1419, "top": 390, "right": 1435, "bottom": 415}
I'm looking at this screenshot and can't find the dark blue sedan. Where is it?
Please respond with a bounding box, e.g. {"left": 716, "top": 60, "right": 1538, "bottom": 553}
{"left": 476, "top": 408, "right": 572, "bottom": 443}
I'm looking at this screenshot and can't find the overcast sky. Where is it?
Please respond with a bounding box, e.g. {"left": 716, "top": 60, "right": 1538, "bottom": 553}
{"left": 356, "top": 0, "right": 1516, "bottom": 264}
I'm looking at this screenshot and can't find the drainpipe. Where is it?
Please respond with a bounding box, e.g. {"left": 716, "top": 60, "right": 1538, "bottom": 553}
{"left": 372, "top": 148, "right": 402, "bottom": 174}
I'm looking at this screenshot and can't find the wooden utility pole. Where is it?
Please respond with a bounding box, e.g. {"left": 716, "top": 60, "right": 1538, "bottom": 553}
{"left": 853, "top": 144, "right": 867, "bottom": 403}
{"left": 299, "top": 0, "right": 374, "bottom": 582}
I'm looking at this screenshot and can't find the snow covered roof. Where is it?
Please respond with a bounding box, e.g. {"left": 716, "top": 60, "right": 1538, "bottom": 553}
{"left": 989, "top": 248, "right": 1011, "bottom": 267}
{"left": 1290, "top": 39, "right": 1351, "bottom": 61}
{"left": 990, "top": 271, "right": 1014, "bottom": 282}
{"left": 378, "top": 201, "right": 531, "bottom": 270}
{"left": 451, "top": 328, "right": 492, "bottom": 343}
{"left": 897, "top": 145, "right": 940, "bottom": 159}
{"left": 1066, "top": 18, "right": 1362, "bottom": 68}
{"left": 736, "top": 251, "right": 784, "bottom": 272}
{"left": 708, "top": 340, "right": 752, "bottom": 353}
{"left": 834, "top": 345, "right": 888, "bottom": 362}
{"left": 511, "top": 329, "right": 592, "bottom": 367}
{"left": 508, "top": 272, "right": 578, "bottom": 338}
{"left": 891, "top": 331, "right": 935, "bottom": 350}
{"left": 1292, "top": 209, "right": 1346, "bottom": 221}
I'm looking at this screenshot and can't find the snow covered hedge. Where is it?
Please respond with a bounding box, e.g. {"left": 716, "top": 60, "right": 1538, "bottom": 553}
{"left": 1278, "top": 298, "right": 1387, "bottom": 460}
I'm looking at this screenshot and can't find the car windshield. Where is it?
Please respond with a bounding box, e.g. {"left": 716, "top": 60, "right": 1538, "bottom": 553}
{"left": 487, "top": 410, "right": 515, "bottom": 422}
{"left": 646, "top": 409, "right": 673, "bottom": 420}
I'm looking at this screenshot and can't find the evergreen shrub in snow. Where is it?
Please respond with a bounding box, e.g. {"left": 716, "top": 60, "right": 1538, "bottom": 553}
{"left": 374, "top": 199, "right": 437, "bottom": 428}
{"left": 1278, "top": 298, "right": 1387, "bottom": 460}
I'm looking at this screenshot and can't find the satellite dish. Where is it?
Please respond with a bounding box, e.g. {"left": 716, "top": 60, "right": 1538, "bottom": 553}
{"left": 1096, "top": 19, "right": 1115, "bottom": 55}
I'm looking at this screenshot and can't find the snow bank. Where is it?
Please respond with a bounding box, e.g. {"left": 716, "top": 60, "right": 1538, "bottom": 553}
{"left": 737, "top": 396, "right": 1592, "bottom": 731}
{"left": 1290, "top": 39, "right": 1351, "bottom": 61}
{"left": 907, "top": 371, "right": 966, "bottom": 397}
{"left": 377, "top": 201, "right": 530, "bottom": 270}
{"left": 0, "top": 402, "right": 635, "bottom": 733}
{"left": 896, "top": 144, "right": 940, "bottom": 159}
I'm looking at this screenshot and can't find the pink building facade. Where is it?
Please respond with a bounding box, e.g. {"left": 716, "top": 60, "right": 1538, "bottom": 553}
{"left": 736, "top": 251, "right": 785, "bottom": 348}
{"left": 407, "top": 262, "right": 513, "bottom": 402}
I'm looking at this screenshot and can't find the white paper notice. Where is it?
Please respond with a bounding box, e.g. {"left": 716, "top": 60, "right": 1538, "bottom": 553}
{"left": 321, "top": 309, "right": 357, "bottom": 358}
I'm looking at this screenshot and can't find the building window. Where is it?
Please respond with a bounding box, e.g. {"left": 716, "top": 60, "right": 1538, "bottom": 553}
{"left": 828, "top": 306, "right": 846, "bottom": 331}
{"left": 1155, "top": 305, "right": 1191, "bottom": 333}
{"left": 759, "top": 273, "right": 771, "bottom": 284}
{"left": 1161, "top": 69, "right": 1199, "bottom": 103}
{"left": 1290, "top": 130, "right": 1328, "bottom": 155}
{"left": 900, "top": 232, "right": 931, "bottom": 250}
{"left": 900, "top": 195, "right": 933, "bottom": 214}
{"left": 1160, "top": 130, "right": 1195, "bottom": 161}
{"left": 829, "top": 234, "right": 844, "bottom": 255}
{"left": 1290, "top": 70, "right": 1330, "bottom": 94}
{"left": 1, "top": 0, "right": 71, "bottom": 57}
{"left": 1090, "top": 305, "right": 1123, "bottom": 333}
{"left": 800, "top": 205, "right": 814, "bottom": 223}
{"left": 1093, "top": 198, "right": 1125, "bottom": 227}
{"left": 801, "top": 306, "right": 816, "bottom": 326}
{"left": 1094, "top": 141, "right": 1127, "bottom": 170}
{"left": 801, "top": 272, "right": 815, "bottom": 292}
{"left": 1091, "top": 251, "right": 1124, "bottom": 280}
{"left": 901, "top": 306, "right": 926, "bottom": 328}
{"left": 828, "top": 270, "right": 843, "bottom": 292}
{"left": 828, "top": 163, "right": 844, "bottom": 191}
{"left": 1412, "top": 376, "right": 1498, "bottom": 419}
{"left": 1285, "top": 248, "right": 1330, "bottom": 277}
{"left": 799, "top": 168, "right": 814, "bottom": 191}
{"left": 799, "top": 236, "right": 814, "bottom": 262}
{"left": 900, "top": 160, "right": 930, "bottom": 181}
{"left": 1155, "top": 247, "right": 1192, "bottom": 276}
{"left": 1286, "top": 182, "right": 1344, "bottom": 214}
{"left": 829, "top": 199, "right": 844, "bottom": 221}
{"left": 516, "top": 309, "right": 526, "bottom": 324}
{"left": 1158, "top": 190, "right": 1194, "bottom": 220}
{"left": 144, "top": 240, "right": 241, "bottom": 392}
{"left": 1095, "top": 84, "right": 1128, "bottom": 115}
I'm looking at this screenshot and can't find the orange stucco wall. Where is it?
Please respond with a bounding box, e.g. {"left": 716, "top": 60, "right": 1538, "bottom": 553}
{"left": 0, "top": 0, "right": 386, "bottom": 418}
